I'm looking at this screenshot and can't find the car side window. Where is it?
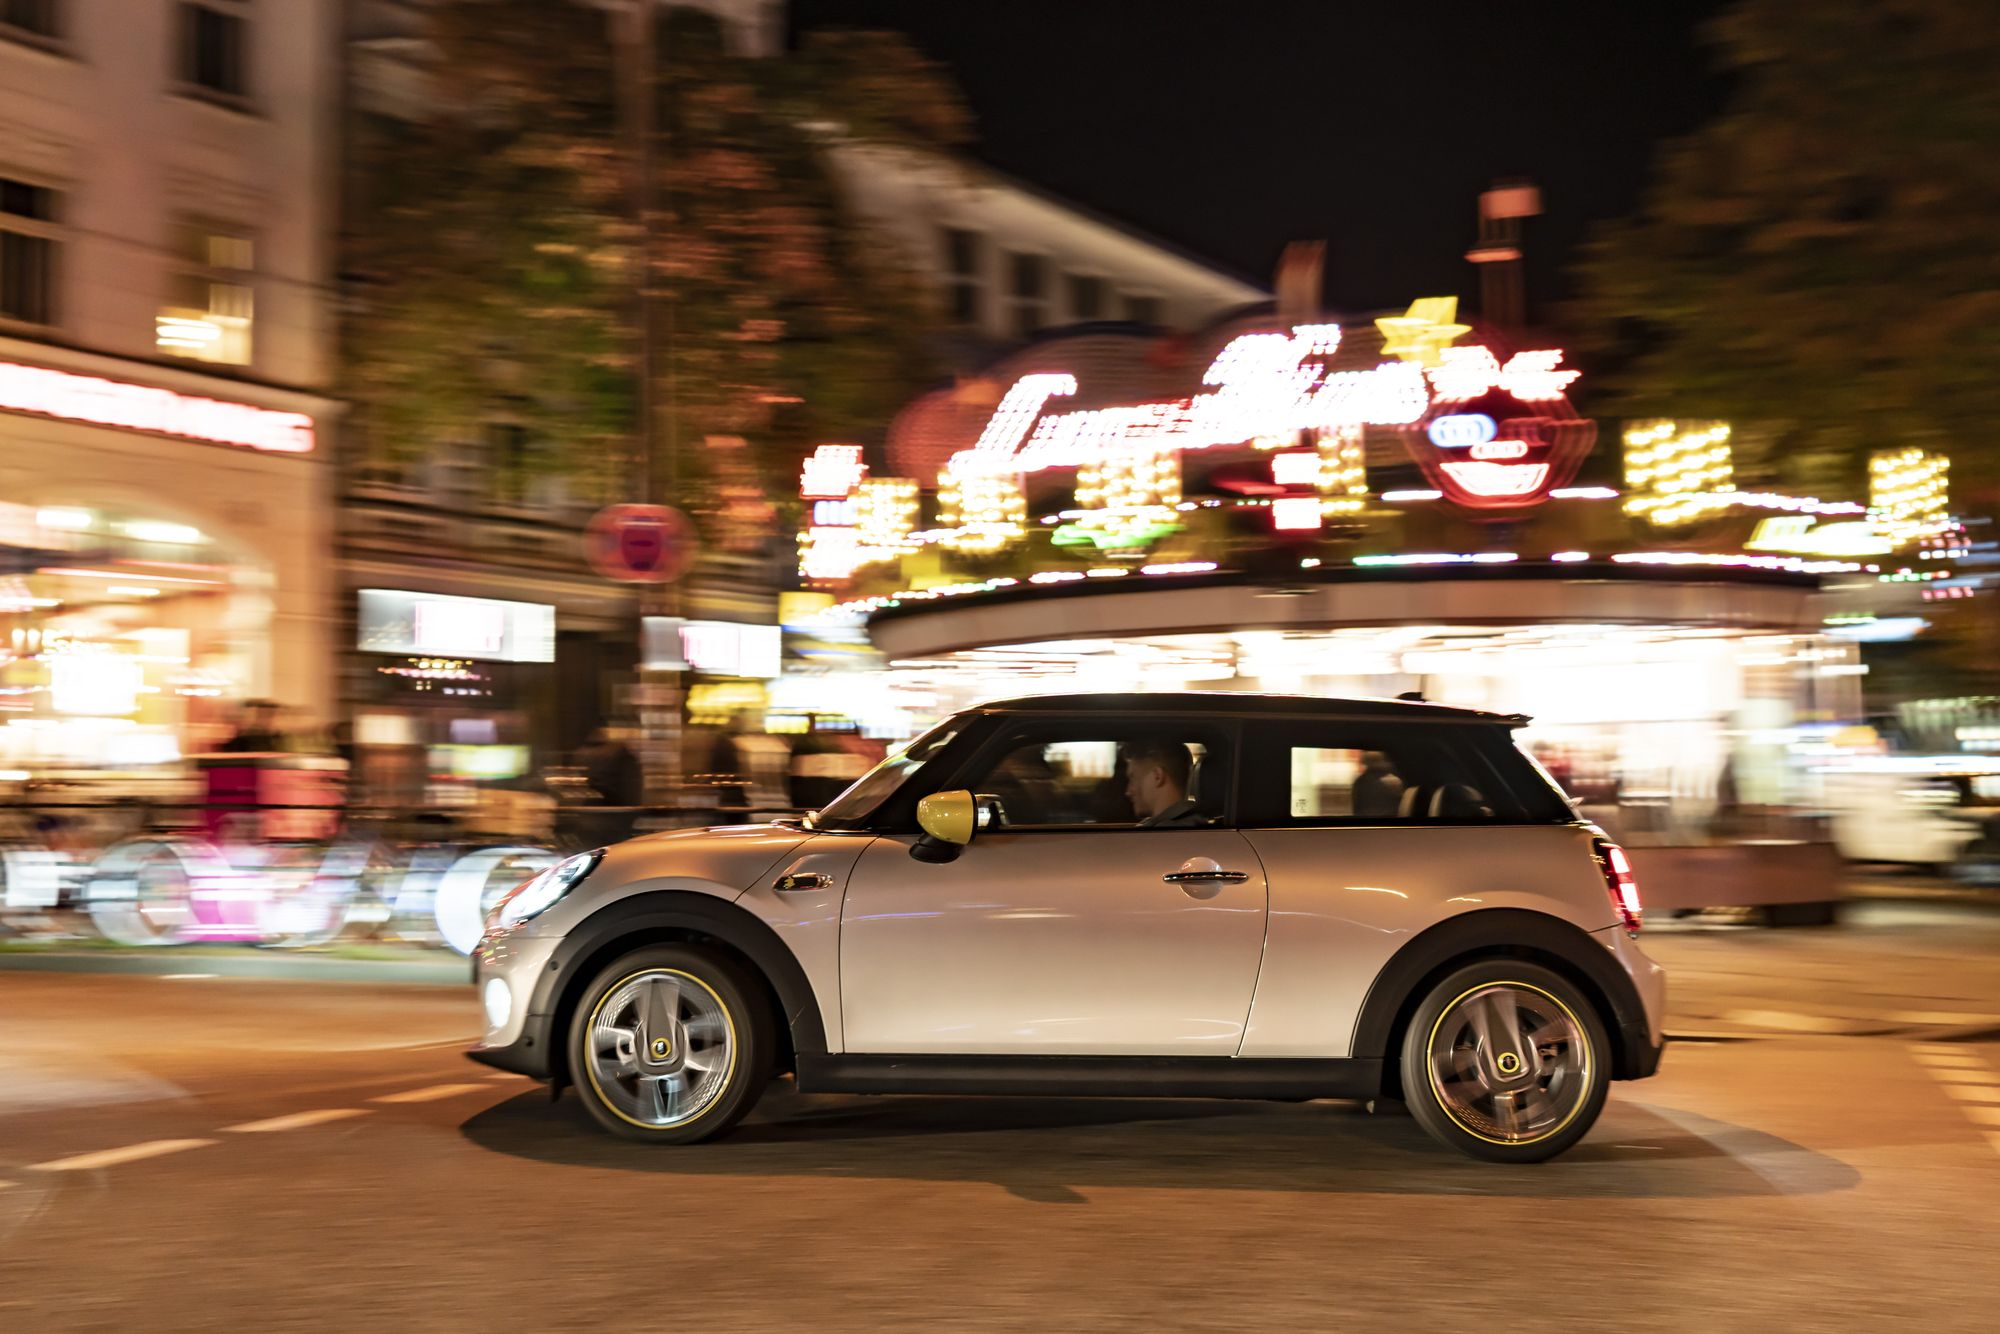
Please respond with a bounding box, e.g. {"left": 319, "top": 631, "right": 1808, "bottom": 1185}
{"left": 954, "top": 722, "right": 1235, "bottom": 830}
{"left": 1244, "top": 720, "right": 1555, "bottom": 826}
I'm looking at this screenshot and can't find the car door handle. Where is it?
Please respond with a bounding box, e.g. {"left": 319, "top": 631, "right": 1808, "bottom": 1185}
{"left": 1163, "top": 870, "right": 1250, "bottom": 884}
{"left": 774, "top": 872, "right": 833, "bottom": 893}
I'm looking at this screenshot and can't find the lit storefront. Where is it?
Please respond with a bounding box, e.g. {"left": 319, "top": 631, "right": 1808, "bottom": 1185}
{"left": 777, "top": 300, "right": 1962, "bottom": 908}
{"left": 348, "top": 588, "right": 557, "bottom": 809}
{"left": 0, "top": 349, "right": 337, "bottom": 785}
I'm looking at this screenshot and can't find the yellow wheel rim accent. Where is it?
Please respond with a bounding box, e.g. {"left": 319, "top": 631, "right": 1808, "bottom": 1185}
{"left": 582, "top": 967, "right": 738, "bottom": 1131}
{"left": 1425, "top": 979, "right": 1595, "bottom": 1146}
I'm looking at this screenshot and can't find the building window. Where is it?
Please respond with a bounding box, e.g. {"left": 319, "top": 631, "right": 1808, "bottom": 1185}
{"left": 156, "top": 225, "right": 254, "bottom": 364}
{"left": 1, "top": 0, "right": 61, "bottom": 42}
{"left": 0, "top": 177, "right": 59, "bottom": 328}
{"left": 1123, "top": 293, "right": 1162, "bottom": 325}
{"left": 179, "top": 2, "right": 249, "bottom": 100}
{"left": 1008, "top": 252, "right": 1047, "bottom": 339}
{"left": 1067, "top": 274, "right": 1104, "bottom": 322}
{"left": 942, "top": 226, "right": 982, "bottom": 327}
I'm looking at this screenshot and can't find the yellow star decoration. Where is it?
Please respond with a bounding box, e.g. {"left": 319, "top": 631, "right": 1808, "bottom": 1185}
{"left": 1375, "top": 296, "right": 1471, "bottom": 367}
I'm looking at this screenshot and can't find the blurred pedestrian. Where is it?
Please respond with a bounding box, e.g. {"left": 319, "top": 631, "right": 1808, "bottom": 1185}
{"left": 216, "top": 699, "right": 282, "bottom": 753}
{"left": 577, "top": 726, "right": 643, "bottom": 844}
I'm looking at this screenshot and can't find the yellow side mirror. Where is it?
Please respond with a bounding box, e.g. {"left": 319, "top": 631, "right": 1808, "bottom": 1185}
{"left": 916, "top": 790, "right": 977, "bottom": 846}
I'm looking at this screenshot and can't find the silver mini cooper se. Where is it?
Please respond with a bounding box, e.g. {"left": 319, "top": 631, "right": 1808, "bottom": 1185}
{"left": 471, "top": 693, "right": 1665, "bottom": 1162}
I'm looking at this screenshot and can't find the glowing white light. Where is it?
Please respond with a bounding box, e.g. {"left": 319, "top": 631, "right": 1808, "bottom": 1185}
{"left": 36, "top": 508, "right": 92, "bottom": 531}
{"left": 1426, "top": 346, "right": 1580, "bottom": 402}
{"left": 122, "top": 520, "right": 203, "bottom": 544}
{"left": 1551, "top": 487, "right": 1620, "bottom": 500}
{"left": 105, "top": 586, "right": 162, "bottom": 598}
{"left": 1271, "top": 451, "right": 1320, "bottom": 486}
{"left": 1439, "top": 461, "right": 1550, "bottom": 498}
{"left": 1550, "top": 551, "right": 1591, "bottom": 562}
{"left": 1271, "top": 497, "right": 1322, "bottom": 531}
{"left": 1380, "top": 489, "right": 1443, "bottom": 502}
{"left": 800, "top": 444, "right": 867, "bottom": 500}
{"left": 1140, "top": 562, "right": 1218, "bottom": 576}
{"left": 0, "top": 360, "right": 314, "bottom": 453}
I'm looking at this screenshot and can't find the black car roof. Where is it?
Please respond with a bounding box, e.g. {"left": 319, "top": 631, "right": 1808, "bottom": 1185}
{"left": 971, "top": 691, "right": 1526, "bottom": 726}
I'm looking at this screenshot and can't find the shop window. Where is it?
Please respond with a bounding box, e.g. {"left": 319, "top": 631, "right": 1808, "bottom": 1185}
{"left": 941, "top": 226, "right": 982, "bottom": 327}
{"left": 1123, "top": 292, "right": 1162, "bottom": 326}
{"left": 178, "top": 1, "right": 249, "bottom": 101}
{"left": 1, "top": 0, "right": 61, "bottom": 43}
{"left": 156, "top": 224, "right": 253, "bottom": 365}
{"left": 1007, "top": 252, "right": 1048, "bottom": 339}
{"left": 1067, "top": 273, "right": 1104, "bottom": 322}
{"left": 0, "top": 176, "right": 59, "bottom": 327}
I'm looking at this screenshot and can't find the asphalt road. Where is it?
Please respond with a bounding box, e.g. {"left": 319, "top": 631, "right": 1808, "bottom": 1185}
{"left": 5, "top": 899, "right": 2000, "bottom": 1332}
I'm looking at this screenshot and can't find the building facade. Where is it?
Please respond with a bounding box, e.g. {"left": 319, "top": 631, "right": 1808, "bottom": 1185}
{"left": 0, "top": 0, "right": 343, "bottom": 778}
{"left": 338, "top": 2, "right": 1269, "bottom": 793}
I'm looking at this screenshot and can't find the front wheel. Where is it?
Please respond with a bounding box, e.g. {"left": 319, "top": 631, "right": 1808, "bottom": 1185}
{"left": 567, "top": 945, "right": 772, "bottom": 1144}
{"left": 1400, "top": 960, "right": 1609, "bottom": 1163}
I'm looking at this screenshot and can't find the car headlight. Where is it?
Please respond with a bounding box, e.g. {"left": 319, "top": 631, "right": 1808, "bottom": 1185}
{"left": 489, "top": 849, "right": 602, "bottom": 931}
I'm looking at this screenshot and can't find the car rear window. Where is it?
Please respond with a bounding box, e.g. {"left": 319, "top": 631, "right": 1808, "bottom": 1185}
{"left": 1241, "top": 719, "right": 1572, "bottom": 826}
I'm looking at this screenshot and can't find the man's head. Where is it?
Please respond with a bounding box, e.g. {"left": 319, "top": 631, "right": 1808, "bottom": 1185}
{"left": 1123, "top": 739, "right": 1193, "bottom": 820}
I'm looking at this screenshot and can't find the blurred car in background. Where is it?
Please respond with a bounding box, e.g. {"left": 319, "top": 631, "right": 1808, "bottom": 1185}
{"left": 1821, "top": 757, "right": 2000, "bottom": 880}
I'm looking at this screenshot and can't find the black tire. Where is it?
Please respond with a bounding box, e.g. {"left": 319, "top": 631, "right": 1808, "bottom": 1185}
{"left": 567, "top": 944, "right": 772, "bottom": 1144}
{"left": 1399, "top": 959, "right": 1611, "bottom": 1164}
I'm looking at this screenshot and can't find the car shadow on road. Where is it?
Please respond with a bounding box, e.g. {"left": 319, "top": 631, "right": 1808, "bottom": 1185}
{"left": 459, "top": 1084, "right": 1860, "bottom": 1202}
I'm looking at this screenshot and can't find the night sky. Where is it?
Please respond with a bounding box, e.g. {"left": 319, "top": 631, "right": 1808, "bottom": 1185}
{"left": 791, "top": 0, "right": 1735, "bottom": 320}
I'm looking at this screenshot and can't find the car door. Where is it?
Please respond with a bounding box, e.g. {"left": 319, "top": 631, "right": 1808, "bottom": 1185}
{"left": 838, "top": 717, "right": 1268, "bottom": 1056}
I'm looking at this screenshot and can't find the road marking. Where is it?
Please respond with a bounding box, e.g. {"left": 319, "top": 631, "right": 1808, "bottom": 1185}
{"left": 1722, "top": 1009, "right": 1873, "bottom": 1033}
{"left": 1892, "top": 1011, "right": 2000, "bottom": 1026}
{"left": 1928, "top": 1067, "right": 2000, "bottom": 1084}
{"left": 485, "top": 1072, "right": 528, "bottom": 1082}
{"left": 29, "top": 1139, "right": 215, "bottom": 1172}
{"left": 370, "top": 1083, "right": 484, "bottom": 1104}
{"left": 223, "top": 1108, "right": 371, "bottom": 1134}
{"left": 1940, "top": 1084, "right": 2000, "bottom": 1103}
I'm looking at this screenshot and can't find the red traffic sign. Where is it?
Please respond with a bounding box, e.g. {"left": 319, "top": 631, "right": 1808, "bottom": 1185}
{"left": 585, "top": 504, "right": 698, "bottom": 584}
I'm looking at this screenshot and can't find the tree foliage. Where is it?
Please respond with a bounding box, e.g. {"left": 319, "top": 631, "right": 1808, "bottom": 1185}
{"left": 1570, "top": 0, "right": 2000, "bottom": 503}
{"left": 344, "top": 2, "right": 969, "bottom": 541}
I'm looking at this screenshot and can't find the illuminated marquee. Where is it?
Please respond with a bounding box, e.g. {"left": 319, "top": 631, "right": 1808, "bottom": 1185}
{"left": 0, "top": 360, "right": 315, "bottom": 454}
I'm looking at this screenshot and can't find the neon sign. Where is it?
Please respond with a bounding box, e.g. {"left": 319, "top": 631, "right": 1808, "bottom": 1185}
{"left": 1395, "top": 342, "right": 1593, "bottom": 510}
{"left": 944, "top": 325, "right": 1429, "bottom": 481}
{"left": 0, "top": 360, "right": 314, "bottom": 454}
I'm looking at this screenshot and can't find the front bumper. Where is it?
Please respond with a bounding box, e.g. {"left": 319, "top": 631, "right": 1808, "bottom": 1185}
{"left": 466, "top": 927, "right": 562, "bottom": 1081}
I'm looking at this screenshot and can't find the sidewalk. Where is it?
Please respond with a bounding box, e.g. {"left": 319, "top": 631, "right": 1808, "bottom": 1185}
{"left": 0, "top": 935, "right": 469, "bottom": 986}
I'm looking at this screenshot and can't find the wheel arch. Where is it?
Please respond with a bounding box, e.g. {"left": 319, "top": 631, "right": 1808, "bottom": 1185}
{"left": 534, "top": 891, "right": 827, "bottom": 1089}
{"left": 1351, "top": 908, "right": 1652, "bottom": 1096}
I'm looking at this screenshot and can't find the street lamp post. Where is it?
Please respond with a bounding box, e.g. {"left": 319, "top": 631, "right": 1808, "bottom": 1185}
{"left": 614, "top": 0, "right": 685, "bottom": 809}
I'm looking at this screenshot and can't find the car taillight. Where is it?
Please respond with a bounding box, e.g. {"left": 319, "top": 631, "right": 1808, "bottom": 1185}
{"left": 1594, "top": 838, "right": 1643, "bottom": 935}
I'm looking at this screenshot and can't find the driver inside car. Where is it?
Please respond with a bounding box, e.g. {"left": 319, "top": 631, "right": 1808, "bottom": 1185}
{"left": 1123, "top": 739, "right": 1207, "bottom": 828}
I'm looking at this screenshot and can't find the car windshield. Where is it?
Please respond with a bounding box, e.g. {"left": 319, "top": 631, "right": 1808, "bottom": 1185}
{"left": 805, "top": 721, "right": 960, "bottom": 830}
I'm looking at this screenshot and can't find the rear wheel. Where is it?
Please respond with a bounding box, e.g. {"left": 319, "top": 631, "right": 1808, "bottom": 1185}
{"left": 567, "top": 945, "right": 771, "bottom": 1144}
{"left": 1400, "top": 960, "right": 1609, "bottom": 1163}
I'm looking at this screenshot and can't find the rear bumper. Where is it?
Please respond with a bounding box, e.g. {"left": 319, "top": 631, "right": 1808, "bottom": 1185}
{"left": 1598, "top": 925, "right": 1667, "bottom": 1080}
